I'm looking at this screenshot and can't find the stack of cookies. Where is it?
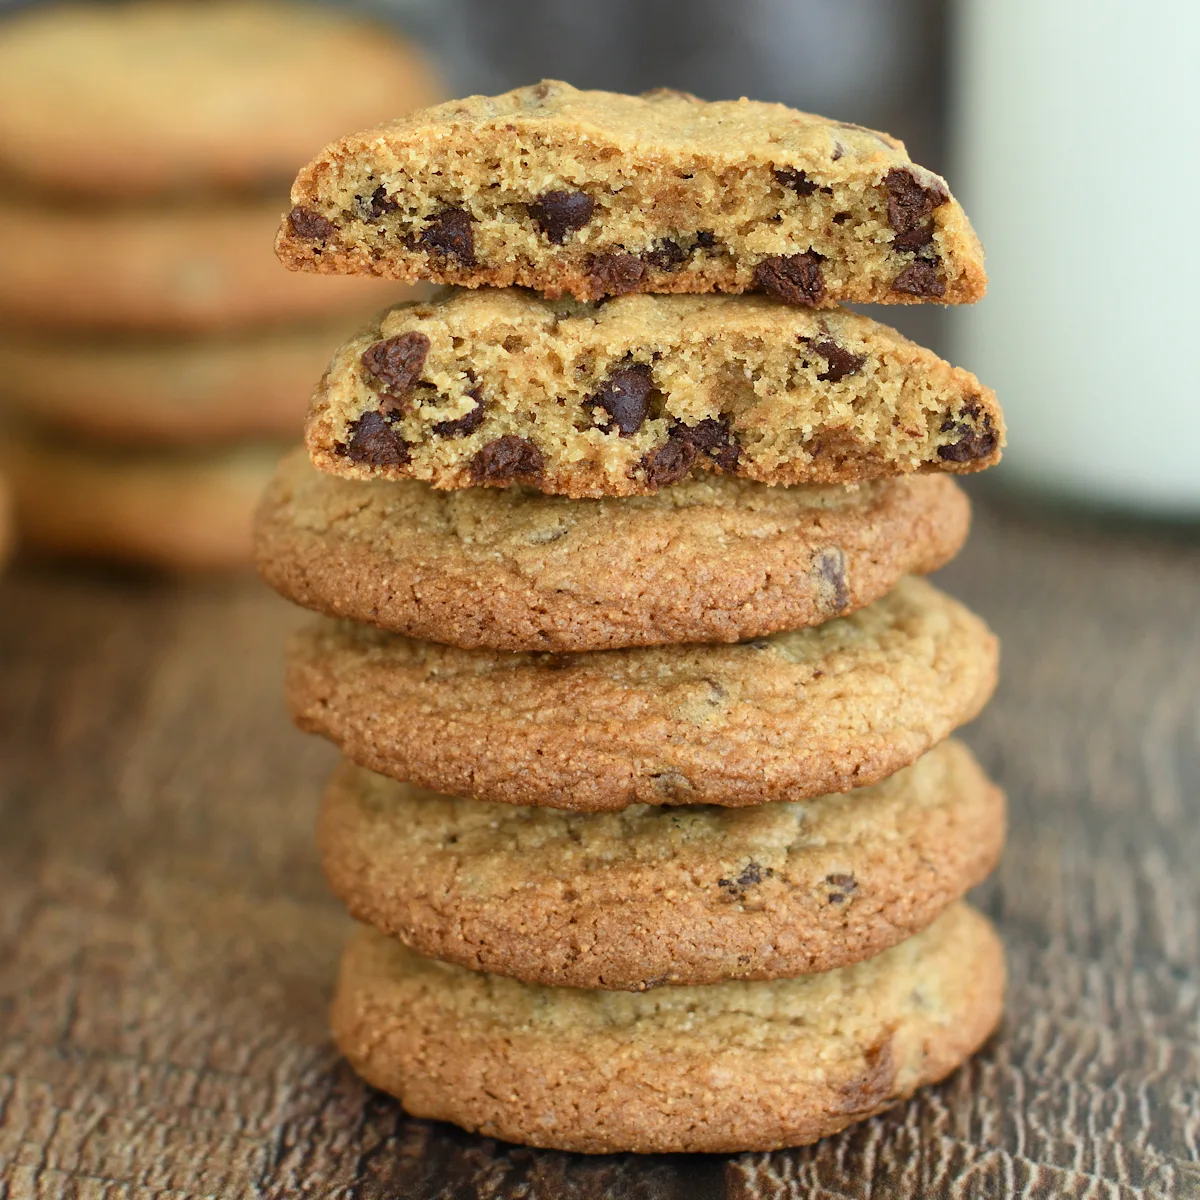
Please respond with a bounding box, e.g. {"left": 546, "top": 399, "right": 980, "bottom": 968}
{"left": 255, "top": 82, "right": 1007, "bottom": 1153}
{"left": 0, "top": 0, "right": 439, "bottom": 570}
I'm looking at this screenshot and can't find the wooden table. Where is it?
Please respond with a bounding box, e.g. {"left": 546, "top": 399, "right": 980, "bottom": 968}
{"left": 2, "top": 494, "right": 1198, "bottom": 1199}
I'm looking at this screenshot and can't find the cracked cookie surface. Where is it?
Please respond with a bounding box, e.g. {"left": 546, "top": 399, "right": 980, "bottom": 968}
{"left": 255, "top": 448, "right": 970, "bottom": 650}
{"left": 287, "top": 576, "right": 998, "bottom": 809}
{"left": 306, "top": 288, "right": 1002, "bottom": 497}
{"left": 320, "top": 740, "right": 1004, "bottom": 989}
{"left": 332, "top": 902, "right": 1004, "bottom": 1153}
{"left": 276, "top": 81, "right": 985, "bottom": 306}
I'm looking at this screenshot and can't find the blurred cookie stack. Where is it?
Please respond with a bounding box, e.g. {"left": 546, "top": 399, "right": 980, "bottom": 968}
{"left": 256, "top": 83, "right": 1008, "bottom": 1152}
{"left": 0, "top": 0, "right": 440, "bottom": 570}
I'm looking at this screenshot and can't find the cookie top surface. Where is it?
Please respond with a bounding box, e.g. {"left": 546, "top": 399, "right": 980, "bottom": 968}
{"left": 256, "top": 448, "right": 970, "bottom": 650}
{"left": 277, "top": 80, "right": 984, "bottom": 306}
{"left": 333, "top": 902, "right": 1004, "bottom": 1153}
{"left": 321, "top": 740, "right": 1004, "bottom": 988}
{"left": 307, "top": 288, "right": 1002, "bottom": 497}
{"left": 0, "top": 1, "right": 442, "bottom": 198}
{"left": 288, "top": 575, "right": 999, "bottom": 809}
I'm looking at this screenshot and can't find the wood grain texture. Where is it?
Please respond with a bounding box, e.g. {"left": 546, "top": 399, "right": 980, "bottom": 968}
{"left": 1, "top": 495, "right": 1198, "bottom": 1199}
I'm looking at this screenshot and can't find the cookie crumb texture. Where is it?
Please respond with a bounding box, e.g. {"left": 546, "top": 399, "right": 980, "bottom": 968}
{"left": 320, "top": 741, "right": 1004, "bottom": 988}
{"left": 332, "top": 903, "right": 1004, "bottom": 1153}
{"left": 288, "top": 577, "right": 998, "bottom": 809}
{"left": 276, "top": 82, "right": 986, "bottom": 306}
{"left": 255, "top": 449, "right": 970, "bottom": 650}
{"left": 307, "top": 289, "right": 1002, "bottom": 496}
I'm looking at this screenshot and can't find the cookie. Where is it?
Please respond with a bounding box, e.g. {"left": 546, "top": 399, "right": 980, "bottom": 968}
{"left": 0, "top": 471, "right": 12, "bottom": 569}
{"left": 320, "top": 740, "right": 1003, "bottom": 990}
{"left": 0, "top": 1, "right": 443, "bottom": 198}
{"left": 332, "top": 902, "right": 1004, "bottom": 1154}
{"left": 256, "top": 448, "right": 970, "bottom": 650}
{"left": 0, "top": 320, "right": 359, "bottom": 447}
{"left": 276, "top": 81, "right": 985, "bottom": 306}
{"left": 306, "top": 288, "right": 1002, "bottom": 497}
{"left": 0, "top": 431, "right": 283, "bottom": 571}
{"left": 288, "top": 576, "right": 997, "bottom": 810}
{"left": 0, "top": 196, "right": 410, "bottom": 334}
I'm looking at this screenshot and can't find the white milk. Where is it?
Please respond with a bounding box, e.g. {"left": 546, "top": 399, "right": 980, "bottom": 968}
{"left": 951, "top": 0, "right": 1200, "bottom": 513}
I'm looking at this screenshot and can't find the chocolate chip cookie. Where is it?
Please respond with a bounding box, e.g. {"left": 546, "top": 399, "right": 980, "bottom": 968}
{"left": 288, "top": 576, "right": 997, "bottom": 809}
{"left": 0, "top": 196, "right": 406, "bottom": 334}
{"left": 0, "top": 320, "right": 363, "bottom": 447}
{"left": 332, "top": 902, "right": 1004, "bottom": 1153}
{"left": 256, "top": 448, "right": 970, "bottom": 650}
{"left": 276, "top": 81, "right": 985, "bottom": 306}
{"left": 305, "top": 288, "right": 1002, "bottom": 497}
{"left": 0, "top": 0, "right": 442, "bottom": 198}
{"left": 1, "top": 430, "right": 283, "bottom": 570}
{"left": 320, "top": 740, "right": 1003, "bottom": 989}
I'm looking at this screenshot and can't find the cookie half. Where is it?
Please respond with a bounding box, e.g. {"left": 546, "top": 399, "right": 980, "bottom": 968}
{"left": 0, "top": 197, "right": 408, "bottom": 334}
{"left": 288, "top": 576, "right": 998, "bottom": 809}
{"left": 278, "top": 81, "right": 985, "bottom": 307}
{"left": 306, "top": 289, "right": 1002, "bottom": 497}
{"left": 320, "top": 740, "right": 1004, "bottom": 989}
{"left": 332, "top": 903, "right": 1004, "bottom": 1154}
{"left": 0, "top": 432, "right": 283, "bottom": 571}
{"left": 0, "top": 1, "right": 442, "bottom": 198}
{"left": 0, "top": 321, "right": 356, "bottom": 447}
{"left": 256, "top": 448, "right": 970, "bottom": 650}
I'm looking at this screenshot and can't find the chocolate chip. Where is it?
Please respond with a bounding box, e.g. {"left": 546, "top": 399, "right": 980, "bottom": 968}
{"left": 718, "top": 861, "right": 775, "bottom": 895}
{"left": 885, "top": 167, "right": 948, "bottom": 251}
{"left": 642, "top": 238, "right": 688, "bottom": 271}
{"left": 469, "top": 435, "right": 545, "bottom": 484}
{"left": 754, "top": 251, "right": 826, "bottom": 306}
{"left": 418, "top": 207, "right": 476, "bottom": 265}
{"left": 838, "top": 1040, "right": 895, "bottom": 1114}
{"left": 362, "top": 185, "right": 398, "bottom": 220}
{"left": 432, "top": 391, "right": 486, "bottom": 438}
{"left": 891, "top": 259, "right": 945, "bottom": 298}
{"left": 806, "top": 337, "right": 866, "bottom": 383}
{"left": 885, "top": 167, "right": 948, "bottom": 234}
{"left": 528, "top": 190, "right": 595, "bottom": 243}
{"left": 693, "top": 230, "right": 717, "bottom": 248}
{"left": 683, "top": 416, "right": 740, "bottom": 472}
{"left": 287, "top": 206, "right": 335, "bottom": 241}
{"left": 638, "top": 417, "right": 740, "bottom": 487}
{"left": 812, "top": 548, "right": 849, "bottom": 612}
{"left": 587, "top": 363, "right": 655, "bottom": 435}
{"left": 832, "top": 211, "right": 852, "bottom": 224}
{"left": 340, "top": 410, "right": 410, "bottom": 466}
{"left": 893, "top": 226, "right": 935, "bottom": 253}
{"left": 938, "top": 402, "right": 997, "bottom": 462}
{"left": 774, "top": 167, "right": 818, "bottom": 196}
{"left": 586, "top": 252, "right": 646, "bottom": 297}
{"left": 640, "top": 434, "right": 698, "bottom": 487}
{"left": 831, "top": 142, "right": 845, "bottom": 161}
{"left": 360, "top": 332, "right": 430, "bottom": 398}
{"left": 825, "top": 872, "right": 857, "bottom": 893}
